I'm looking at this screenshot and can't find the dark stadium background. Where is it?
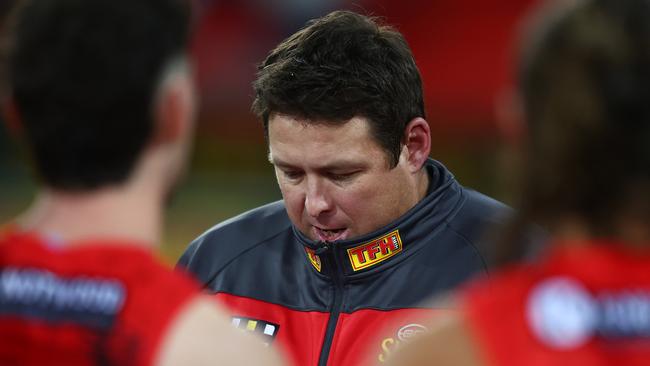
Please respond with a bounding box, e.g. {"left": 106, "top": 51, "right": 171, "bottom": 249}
{"left": 0, "top": 0, "right": 539, "bottom": 263}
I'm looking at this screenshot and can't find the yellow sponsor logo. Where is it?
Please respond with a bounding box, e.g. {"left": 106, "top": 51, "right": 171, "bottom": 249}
{"left": 347, "top": 230, "right": 403, "bottom": 271}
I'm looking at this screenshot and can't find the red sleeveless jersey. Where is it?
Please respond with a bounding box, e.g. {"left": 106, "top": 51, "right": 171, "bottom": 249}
{"left": 462, "top": 241, "right": 650, "bottom": 366}
{"left": 0, "top": 228, "right": 200, "bottom": 366}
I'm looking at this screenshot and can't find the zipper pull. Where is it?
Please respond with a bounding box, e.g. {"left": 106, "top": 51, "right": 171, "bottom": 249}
{"left": 314, "top": 241, "right": 331, "bottom": 255}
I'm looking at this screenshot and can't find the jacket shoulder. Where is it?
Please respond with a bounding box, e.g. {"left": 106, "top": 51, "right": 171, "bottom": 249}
{"left": 177, "top": 200, "right": 291, "bottom": 283}
{"left": 457, "top": 188, "right": 511, "bottom": 225}
{"left": 445, "top": 188, "right": 512, "bottom": 258}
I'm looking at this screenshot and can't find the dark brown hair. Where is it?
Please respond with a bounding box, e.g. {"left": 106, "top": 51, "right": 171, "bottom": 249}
{"left": 252, "top": 10, "right": 425, "bottom": 167}
{"left": 6, "top": 0, "right": 191, "bottom": 190}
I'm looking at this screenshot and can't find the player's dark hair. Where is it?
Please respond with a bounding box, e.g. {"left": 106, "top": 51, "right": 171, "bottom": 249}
{"left": 5, "top": 0, "right": 191, "bottom": 190}
{"left": 252, "top": 10, "right": 425, "bottom": 167}
{"left": 496, "top": 0, "right": 650, "bottom": 264}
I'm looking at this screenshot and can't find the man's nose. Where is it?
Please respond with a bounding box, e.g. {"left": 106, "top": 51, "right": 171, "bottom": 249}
{"left": 304, "top": 179, "right": 333, "bottom": 218}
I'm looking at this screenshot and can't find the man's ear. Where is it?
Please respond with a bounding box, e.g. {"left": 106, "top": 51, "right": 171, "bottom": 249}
{"left": 2, "top": 96, "right": 23, "bottom": 137}
{"left": 402, "top": 117, "right": 431, "bottom": 172}
{"left": 151, "top": 67, "right": 195, "bottom": 145}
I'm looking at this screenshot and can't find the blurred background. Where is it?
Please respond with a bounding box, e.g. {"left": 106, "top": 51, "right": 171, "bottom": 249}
{"left": 0, "top": 0, "right": 539, "bottom": 263}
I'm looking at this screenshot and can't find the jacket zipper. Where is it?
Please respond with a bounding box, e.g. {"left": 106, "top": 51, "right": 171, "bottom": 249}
{"left": 317, "top": 243, "right": 344, "bottom": 366}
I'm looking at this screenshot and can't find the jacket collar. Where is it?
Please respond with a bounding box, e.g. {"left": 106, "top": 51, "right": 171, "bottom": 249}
{"left": 294, "top": 159, "right": 464, "bottom": 279}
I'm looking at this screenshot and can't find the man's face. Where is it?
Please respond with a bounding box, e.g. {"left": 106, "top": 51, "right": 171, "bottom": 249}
{"left": 268, "top": 114, "right": 418, "bottom": 242}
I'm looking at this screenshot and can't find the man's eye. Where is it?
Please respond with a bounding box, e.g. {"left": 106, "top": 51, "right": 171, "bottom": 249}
{"left": 283, "top": 170, "right": 303, "bottom": 180}
{"left": 329, "top": 172, "right": 356, "bottom": 181}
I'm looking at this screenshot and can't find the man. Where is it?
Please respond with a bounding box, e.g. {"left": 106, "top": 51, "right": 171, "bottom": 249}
{"left": 0, "top": 0, "right": 282, "bottom": 365}
{"left": 179, "top": 10, "right": 507, "bottom": 366}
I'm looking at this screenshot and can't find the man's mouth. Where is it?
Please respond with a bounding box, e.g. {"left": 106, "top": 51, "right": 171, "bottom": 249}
{"left": 313, "top": 226, "right": 348, "bottom": 242}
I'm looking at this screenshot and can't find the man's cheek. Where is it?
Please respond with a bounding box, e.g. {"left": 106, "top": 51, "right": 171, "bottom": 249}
{"left": 282, "top": 192, "right": 307, "bottom": 220}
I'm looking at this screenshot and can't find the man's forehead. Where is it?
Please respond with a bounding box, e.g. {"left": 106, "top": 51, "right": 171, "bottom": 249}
{"left": 267, "top": 114, "right": 380, "bottom": 150}
{"left": 268, "top": 114, "right": 371, "bottom": 133}
{"left": 267, "top": 114, "right": 390, "bottom": 168}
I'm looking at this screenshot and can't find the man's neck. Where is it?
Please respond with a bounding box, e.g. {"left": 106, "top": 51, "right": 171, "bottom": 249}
{"left": 416, "top": 165, "right": 431, "bottom": 202}
{"left": 17, "top": 180, "right": 164, "bottom": 248}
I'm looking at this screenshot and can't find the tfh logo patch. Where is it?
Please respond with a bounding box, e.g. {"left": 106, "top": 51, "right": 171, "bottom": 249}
{"left": 231, "top": 316, "right": 280, "bottom": 345}
{"left": 347, "top": 230, "right": 403, "bottom": 271}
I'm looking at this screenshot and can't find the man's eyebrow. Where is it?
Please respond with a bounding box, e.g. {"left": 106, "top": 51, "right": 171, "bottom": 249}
{"left": 316, "top": 161, "right": 365, "bottom": 171}
{"left": 269, "top": 155, "right": 364, "bottom": 171}
{"left": 268, "top": 155, "right": 297, "bottom": 169}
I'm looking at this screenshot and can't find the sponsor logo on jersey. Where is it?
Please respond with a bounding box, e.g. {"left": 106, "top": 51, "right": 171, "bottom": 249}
{"left": 305, "top": 247, "right": 322, "bottom": 272}
{"left": 0, "top": 267, "right": 126, "bottom": 329}
{"left": 528, "top": 276, "right": 650, "bottom": 349}
{"left": 231, "top": 316, "right": 280, "bottom": 345}
{"left": 377, "top": 323, "right": 429, "bottom": 363}
{"left": 347, "top": 230, "right": 403, "bottom": 271}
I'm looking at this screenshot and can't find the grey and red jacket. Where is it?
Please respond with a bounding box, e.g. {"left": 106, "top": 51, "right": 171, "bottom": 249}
{"left": 177, "top": 159, "right": 509, "bottom": 366}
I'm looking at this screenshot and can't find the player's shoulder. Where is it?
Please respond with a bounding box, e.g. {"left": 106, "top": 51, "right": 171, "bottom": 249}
{"left": 0, "top": 235, "right": 201, "bottom": 363}
{"left": 177, "top": 200, "right": 292, "bottom": 281}
{"left": 61, "top": 242, "right": 200, "bottom": 298}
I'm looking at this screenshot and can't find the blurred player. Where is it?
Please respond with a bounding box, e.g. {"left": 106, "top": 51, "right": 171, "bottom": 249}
{"left": 387, "top": 0, "right": 650, "bottom": 364}
{"left": 0, "top": 0, "right": 283, "bottom": 365}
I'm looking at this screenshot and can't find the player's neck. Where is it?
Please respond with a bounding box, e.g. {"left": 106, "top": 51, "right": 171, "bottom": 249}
{"left": 17, "top": 174, "right": 166, "bottom": 249}
{"left": 552, "top": 216, "right": 650, "bottom": 251}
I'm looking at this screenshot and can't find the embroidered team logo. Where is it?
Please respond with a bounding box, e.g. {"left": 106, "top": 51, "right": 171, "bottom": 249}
{"left": 347, "top": 230, "right": 403, "bottom": 271}
{"left": 305, "top": 247, "right": 322, "bottom": 272}
{"left": 231, "top": 316, "right": 280, "bottom": 345}
{"left": 377, "top": 323, "right": 429, "bottom": 363}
